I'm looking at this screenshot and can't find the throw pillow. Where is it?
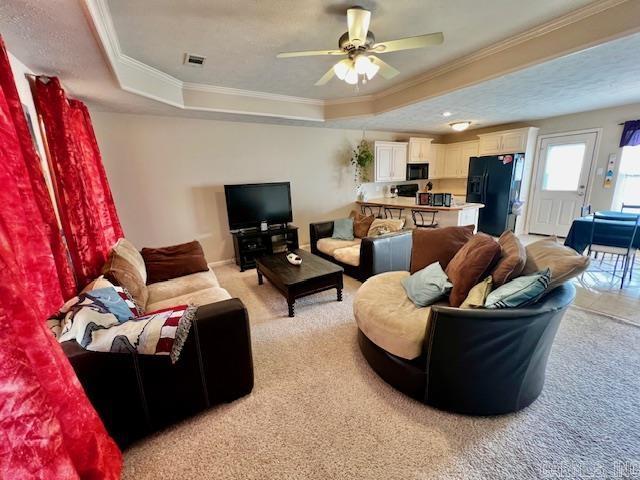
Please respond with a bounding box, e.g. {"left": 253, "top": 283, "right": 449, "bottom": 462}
{"left": 80, "top": 274, "right": 115, "bottom": 294}
{"left": 350, "top": 210, "right": 375, "bottom": 238}
{"left": 102, "top": 250, "right": 149, "bottom": 310}
{"left": 332, "top": 218, "right": 355, "bottom": 241}
{"left": 410, "top": 225, "right": 475, "bottom": 273}
{"left": 111, "top": 238, "right": 147, "bottom": 284}
{"left": 446, "top": 233, "right": 502, "bottom": 307}
{"left": 491, "top": 231, "right": 527, "bottom": 286}
{"left": 141, "top": 240, "right": 210, "bottom": 284}
{"left": 523, "top": 236, "right": 590, "bottom": 289}
{"left": 460, "top": 276, "right": 493, "bottom": 309}
{"left": 367, "top": 218, "right": 405, "bottom": 237}
{"left": 401, "top": 262, "right": 453, "bottom": 308}
{"left": 485, "top": 268, "right": 551, "bottom": 309}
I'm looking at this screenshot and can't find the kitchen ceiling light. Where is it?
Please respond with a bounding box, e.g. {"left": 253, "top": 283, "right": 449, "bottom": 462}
{"left": 442, "top": 111, "right": 452, "bottom": 117}
{"left": 450, "top": 121, "right": 471, "bottom": 131}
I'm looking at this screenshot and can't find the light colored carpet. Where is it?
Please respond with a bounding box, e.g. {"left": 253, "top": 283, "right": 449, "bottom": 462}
{"left": 123, "top": 265, "right": 640, "bottom": 480}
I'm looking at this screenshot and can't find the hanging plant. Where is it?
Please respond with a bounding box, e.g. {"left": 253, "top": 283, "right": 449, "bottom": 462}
{"left": 351, "top": 139, "right": 373, "bottom": 190}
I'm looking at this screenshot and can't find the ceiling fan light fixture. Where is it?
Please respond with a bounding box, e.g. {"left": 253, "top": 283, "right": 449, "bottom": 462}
{"left": 354, "top": 55, "right": 372, "bottom": 75}
{"left": 344, "top": 67, "right": 358, "bottom": 85}
{"left": 333, "top": 60, "right": 351, "bottom": 80}
{"left": 450, "top": 121, "right": 471, "bottom": 132}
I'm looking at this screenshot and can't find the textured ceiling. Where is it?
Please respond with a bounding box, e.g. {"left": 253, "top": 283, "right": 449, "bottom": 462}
{"left": 106, "top": 0, "right": 594, "bottom": 100}
{"left": 1, "top": 0, "right": 639, "bottom": 135}
{"left": 326, "top": 32, "right": 640, "bottom": 133}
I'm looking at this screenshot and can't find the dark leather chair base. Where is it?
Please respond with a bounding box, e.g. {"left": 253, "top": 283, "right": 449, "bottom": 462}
{"left": 357, "top": 283, "right": 576, "bottom": 416}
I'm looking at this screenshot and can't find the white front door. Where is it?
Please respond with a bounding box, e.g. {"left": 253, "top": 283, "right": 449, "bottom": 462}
{"left": 529, "top": 132, "right": 598, "bottom": 236}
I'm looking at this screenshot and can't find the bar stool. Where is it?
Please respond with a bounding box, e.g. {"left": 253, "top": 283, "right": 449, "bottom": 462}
{"left": 361, "top": 205, "right": 383, "bottom": 218}
{"left": 384, "top": 207, "right": 405, "bottom": 219}
{"left": 412, "top": 209, "right": 439, "bottom": 229}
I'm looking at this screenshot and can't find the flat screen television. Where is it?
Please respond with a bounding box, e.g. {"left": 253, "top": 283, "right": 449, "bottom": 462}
{"left": 224, "top": 182, "right": 293, "bottom": 230}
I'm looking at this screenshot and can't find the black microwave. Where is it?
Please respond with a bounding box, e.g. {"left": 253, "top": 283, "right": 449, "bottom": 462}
{"left": 406, "top": 163, "right": 429, "bottom": 180}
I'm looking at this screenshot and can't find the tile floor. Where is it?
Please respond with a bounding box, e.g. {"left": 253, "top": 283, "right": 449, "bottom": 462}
{"left": 520, "top": 234, "right": 640, "bottom": 325}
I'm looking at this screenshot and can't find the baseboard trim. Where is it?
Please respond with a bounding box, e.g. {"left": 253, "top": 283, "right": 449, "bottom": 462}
{"left": 207, "top": 244, "right": 310, "bottom": 269}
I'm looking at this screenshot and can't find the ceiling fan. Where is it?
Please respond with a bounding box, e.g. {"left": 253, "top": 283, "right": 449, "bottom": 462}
{"left": 276, "top": 6, "right": 444, "bottom": 86}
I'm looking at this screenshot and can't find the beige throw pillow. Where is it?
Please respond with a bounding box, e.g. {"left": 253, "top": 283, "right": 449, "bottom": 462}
{"left": 461, "top": 276, "right": 493, "bottom": 309}
{"left": 523, "top": 236, "right": 590, "bottom": 289}
{"left": 367, "top": 218, "right": 405, "bottom": 237}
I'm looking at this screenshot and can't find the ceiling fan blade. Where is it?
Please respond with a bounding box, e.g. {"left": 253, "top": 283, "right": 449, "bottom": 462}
{"left": 369, "top": 56, "right": 400, "bottom": 80}
{"left": 371, "top": 32, "right": 444, "bottom": 53}
{"left": 347, "top": 7, "right": 371, "bottom": 46}
{"left": 277, "top": 49, "right": 345, "bottom": 58}
{"left": 315, "top": 66, "right": 336, "bottom": 86}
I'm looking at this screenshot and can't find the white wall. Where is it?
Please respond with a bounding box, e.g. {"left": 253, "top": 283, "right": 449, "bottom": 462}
{"left": 441, "top": 102, "right": 640, "bottom": 211}
{"left": 91, "top": 111, "right": 422, "bottom": 263}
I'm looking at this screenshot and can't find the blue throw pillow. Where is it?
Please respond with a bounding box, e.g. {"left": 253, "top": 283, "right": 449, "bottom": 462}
{"left": 401, "top": 262, "right": 453, "bottom": 308}
{"left": 332, "top": 218, "right": 355, "bottom": 240}
{"left": 485, "top": 268, "right": 551, "bottom": 309}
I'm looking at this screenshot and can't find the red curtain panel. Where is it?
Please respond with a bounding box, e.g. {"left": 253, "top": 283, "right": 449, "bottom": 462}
{"left": 34, "top": 78, "right": 124, "bottom": 288}
{"left": 0, "top": 37, "right": 122, "bottom": 479}
{"left": 0, "top": 39, "right": 77, "bottom": 301}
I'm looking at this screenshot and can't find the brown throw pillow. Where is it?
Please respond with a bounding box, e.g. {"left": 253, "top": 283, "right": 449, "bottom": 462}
{"left": 410, "top": 225, "right": 475, "bottom": 273}
{"left": 523, "top": 236, "right": 590, "bottom": 289}
{"left": 102, "top": 253, "right": 149, "bottom": 310}
{"left": 141, "top": 240, "right": 209, "bottom": 284}
{"left": 446, "top": 233, "right": 501, "bottom": 307}
{"left": 491, "top": 231, "right": 526, "bottom": 287}
{"left": 350, "top": 210, "right": 375, "bottom": 238}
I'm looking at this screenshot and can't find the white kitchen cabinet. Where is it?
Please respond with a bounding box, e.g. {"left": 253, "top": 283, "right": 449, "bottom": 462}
{"left": 374, "top": 141, "right": 408, "bottom": 182}
{"left": 460, "top": 141, "right": 479, "bottom": 177}
{"left": 477, "top": 128, "right": 530, "bottom": 156}
{"left": 429, "top": 144, "right": 446, "bottom": 179}
{"left": 444, "top": 144, "right": 461, "bottom": 178}
{"left": 408, "top": 137, "right": 433, "bottom": 163}
{"left": 442, "top": 140, "right": 478, "bottom": 178}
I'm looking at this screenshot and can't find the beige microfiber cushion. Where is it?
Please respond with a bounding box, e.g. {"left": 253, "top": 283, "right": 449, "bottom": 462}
{"left": 147, "top": 269, "right": 220, "bottom": 305}
{"left": 102, "top": 252, "right": 149, "bottom": 310}
{"left": 367, "top": 218, "right": 404, "bottom": 237}
{"left": 410, "top": 225, "right": 475, "bottom": 273}
{"left": 350, "top": 211, "right": 375, "bottom": 238}
{"left": 317, "top": 238, "right": 361, "bottom": 256}
{"left": 354, "top": 271, "right": 432, "bottom": 360}
{"left": 145, "top": 287, "right": 231, "bottom": 313}
{"left": 80, "top": 275, "right": 115, "bottom": 294}
{"left": 523, "top": 236, "right": 590, "bottom": 289}
{"left": 491, "top": 231, "right": 526, "bottom": 286}
{"left": 111, "top": 238, "right": 147, "bottom": 284}
{"left": 333, "top": 245, "right": 361, "bottom": 266}
{"left": 460, "top": 276, "right": 493, "bottom": 309}
{"left": 446, "top": 233, "right": 501, "bottom": 307}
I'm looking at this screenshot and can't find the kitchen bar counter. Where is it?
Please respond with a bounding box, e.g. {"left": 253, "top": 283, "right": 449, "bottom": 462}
{"left": 357, "top": 197, "right": 484, "bottom": 229}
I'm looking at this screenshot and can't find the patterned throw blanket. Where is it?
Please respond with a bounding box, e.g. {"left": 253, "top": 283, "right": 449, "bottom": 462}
{"left": 48, "top": 286, "right": 196, "bottom": 363}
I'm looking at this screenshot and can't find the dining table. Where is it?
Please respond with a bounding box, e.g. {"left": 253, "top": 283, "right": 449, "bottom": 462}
{"left": 564, "top": 210, "right": 640, "bottom": 253}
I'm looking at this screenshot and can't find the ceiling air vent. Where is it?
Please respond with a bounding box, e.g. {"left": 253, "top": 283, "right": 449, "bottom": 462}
{"left": 184, "top": 53, "right": 206, "bottom": 67}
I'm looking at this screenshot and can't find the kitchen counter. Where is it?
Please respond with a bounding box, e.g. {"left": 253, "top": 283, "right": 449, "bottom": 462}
{"left": 357, "top": 197, "right": 484, "bottom": 229}
{"left": 357, "top": 197, "right": 484, "bottom": 211}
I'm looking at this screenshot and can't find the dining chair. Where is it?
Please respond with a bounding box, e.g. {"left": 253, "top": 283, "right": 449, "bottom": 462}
{"left": 411, "top": 209, "right": 439, "bottom": 229}
{"left": 621, "top": 203, "right": 640, "bottom": 213}
{"left": 586, "top": 212, "right": 640, "bottom": 288}
{"left": 580, "top": 204, "right": 592, "bottom": 216}
{"left": 384, "top": 207, "right": 405, "bottom": 219}
{"left": 360, "top": 205, "right": 382, "bottom": 218}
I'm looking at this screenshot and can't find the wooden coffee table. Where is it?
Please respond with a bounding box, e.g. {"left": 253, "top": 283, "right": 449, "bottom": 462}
{"left": 256, "top": 249, "right": 344, "bottom": 317}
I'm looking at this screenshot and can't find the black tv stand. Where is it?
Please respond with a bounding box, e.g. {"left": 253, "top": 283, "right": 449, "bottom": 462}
{"left": 231, "top": 225, "right": 299, "bottom": 271}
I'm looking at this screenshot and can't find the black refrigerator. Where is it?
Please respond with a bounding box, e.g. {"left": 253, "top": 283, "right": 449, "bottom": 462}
{"left": 466, "top": 153, "right": 525, "bottom": 236}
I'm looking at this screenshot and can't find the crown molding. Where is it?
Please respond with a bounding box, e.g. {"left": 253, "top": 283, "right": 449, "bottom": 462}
{"left": 84, "top": 0, "right": 640, "bottom": 124}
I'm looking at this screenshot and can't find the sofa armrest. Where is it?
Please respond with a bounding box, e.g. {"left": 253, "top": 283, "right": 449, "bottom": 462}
{"left": 310, "top": 221, "right": 334, "bottom": 254}
{"left": 359, "top": 230, "right": 412, "bottom": 278}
